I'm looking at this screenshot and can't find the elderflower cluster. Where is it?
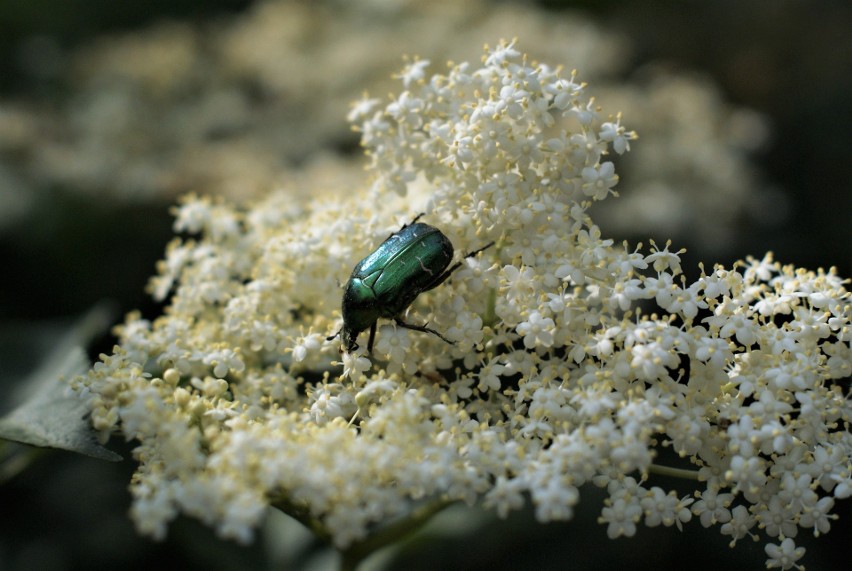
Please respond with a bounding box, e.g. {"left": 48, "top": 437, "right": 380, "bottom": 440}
{"left": 74, "top": 41, "right": 850, "bottom": 568}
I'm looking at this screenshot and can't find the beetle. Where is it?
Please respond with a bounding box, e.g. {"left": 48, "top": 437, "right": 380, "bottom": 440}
{"left": 328, "top": 215, "right": 493, "bottom": 353}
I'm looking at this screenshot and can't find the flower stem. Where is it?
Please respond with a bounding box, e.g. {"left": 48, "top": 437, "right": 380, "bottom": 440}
{"left": 271, "top": 496, "right": 333, "bottom": 544}
{"left": 339, "top": 498, "right": 457, "bottom": 570}
{"left": 484, "top": 287, "right": 497, "bottom": 328}
{"left": 273, "top": 495, "right": 457, "bottom": 571}
{"left": 648, "top": 463, "right": 700, "bottom": 480}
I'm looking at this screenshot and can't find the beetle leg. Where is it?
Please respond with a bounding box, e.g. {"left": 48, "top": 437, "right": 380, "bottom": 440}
{"left": 422, "top": 241, "right": 495, "bottom": 292}
{"left": 421, "top": 263, "right": 459, "bottom": 292}
{"left": 366, "top": 322, "right": 378, "bottom": 354}
{"left": 326, "top": 327, "right": 341, "bottom": 342}
{"left": 464, "top": 241, "right": 496, "bottom": 260}
{"left": 394, "top": 317, "right": 455, "bottom": 345}
{"left": 403, "top": 212, "right": 426, "bottom": 229}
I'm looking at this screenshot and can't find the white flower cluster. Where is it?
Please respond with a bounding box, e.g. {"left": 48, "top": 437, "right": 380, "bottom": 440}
{"left": 74, "top": 41, "right": 850, "bottom": 568}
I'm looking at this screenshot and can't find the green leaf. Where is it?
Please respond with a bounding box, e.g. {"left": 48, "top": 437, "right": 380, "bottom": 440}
{"left": 0, "top": 304, "right": 122, "bottom": 462}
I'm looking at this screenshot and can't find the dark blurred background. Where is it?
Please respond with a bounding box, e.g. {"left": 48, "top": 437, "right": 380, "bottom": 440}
{"left": 0, "top": 1, "right": 849, "bottom": 569}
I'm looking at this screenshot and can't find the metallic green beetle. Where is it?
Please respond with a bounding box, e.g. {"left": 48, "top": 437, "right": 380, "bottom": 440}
{"left": 329, "top": 215, "right": 493, "bottom": 353}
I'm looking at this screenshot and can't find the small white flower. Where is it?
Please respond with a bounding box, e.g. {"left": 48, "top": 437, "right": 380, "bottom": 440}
{"left": 640, "top": 487, "right": 693, "bottom": 530}
{"left": 581, "top": 162, "right": 619, "bottom": 200}
{"left": 799, "top": 495, "right": 838, "bottom": 537}
{"left": 764, "top": 537, "right": 805, "bottom": 570}
{"left": 374, "top": 324, "right": 413, "bottom": 373}
{"left": 341, "top": 350, "right": 371, "bottom": 381}
{"left": 393, "top": 58, "right": 430, "bottom": 88}
{"left": 726, "top": 455, "right": 768, "bottom": 496}
{"left": 692, "top": 488, "right": 734, "bottom": 528}
{"left": 599, "top": 496, "right": 643, "bottom": 538}
{"left": 755, "top": 497, "right": 799, "bottom": 538}
{"left": 531, "top": 480, "right": 579, "bottom": 522}
{"left": 203, "top": 346, "right": 245, "bottom": 378}
{"left": 720, "top": 505, "right": 757, "bottom": 547}
{"left": 598, "top": 115, "right": 635, "bottom": 155}
{"left": 483, "top": 38, "right": 520, "bottom": 66}
{"left": 347, "top": 95, "right": 381, "bottom": 123}
{"left": 309, "top": 386, "right": 356, "bottom": 425}
{"left": 484, "top": 476, "right": 526, "bottom": 518}
{"left": 516, "top": 311, "right": 555, "bottom": 349}
{"left": 644, "top": 240, "right": 685, "bottom": 275}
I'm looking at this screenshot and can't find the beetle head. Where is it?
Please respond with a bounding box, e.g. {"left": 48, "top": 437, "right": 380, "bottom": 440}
{"left": 341, "top": 326, "right": 360, "bottom": 353}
